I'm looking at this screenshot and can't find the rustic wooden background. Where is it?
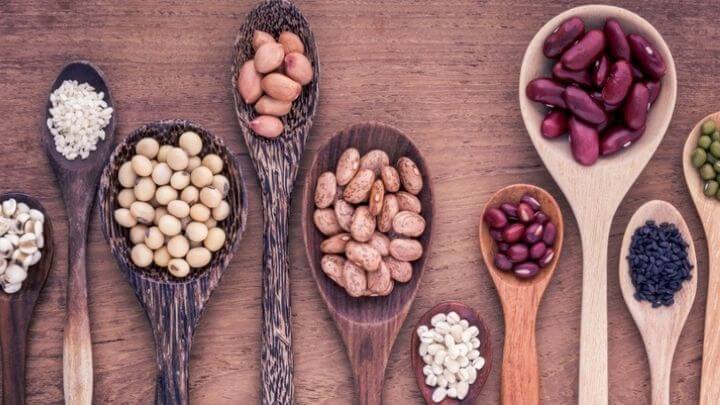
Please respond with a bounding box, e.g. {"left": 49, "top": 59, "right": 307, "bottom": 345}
{"left": 0, "top": 0, "right": 712, "bottom": 403}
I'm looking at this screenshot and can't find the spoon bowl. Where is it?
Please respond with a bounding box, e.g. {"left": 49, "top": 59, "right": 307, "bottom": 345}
{"left": 98, "top": 120, "right": 248, "bottom": 403}
{"left": 410, "top": 301, "right": 492, "bottom": 404}
{"left": 301, "top": 123, "right": 433, "bottom": 404}
{"left": 519, "top": 6, "right": 676, "bottom": 403}
{"left": 479, "top": 184, "right": 563, "bottom": 404}
{"left": 619, "top": 200, "right": 696, "bottom": 405}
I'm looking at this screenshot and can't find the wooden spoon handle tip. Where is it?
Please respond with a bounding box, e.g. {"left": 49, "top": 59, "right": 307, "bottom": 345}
{"left": 152, "top": 313, "right": 193, "bottom": 405}
{"left": 0, "top": 301, "right": 31, "bottom": 405}
{"left": 500, "top": 300, "right": 540, "bottom": 405}
{"left": 701, "top": 243, "right": 720, "bottom": 405}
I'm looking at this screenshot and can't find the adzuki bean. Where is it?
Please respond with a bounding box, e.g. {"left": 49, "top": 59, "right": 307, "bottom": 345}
{"left": 494, "top": 254, "right": 513, "bottom": 272}
{"left": 517, "top": 202, "right": 535, "bottom": 223}
{"left": 543, "top": 16, "right": 585, "bottom": 58}
{"left": 541, "top": 110, "right": 568, "bottom": 138}
{"left": 538, "top": 249, "right": 555, "bottom": 267}
{"left": 502, "top": 223, "right": 525, "bottom": 243}
{"left": 561, "top": 29, "right": 606, "bottom": 70}
{"left": 484, "top": 208, "right": 507, "bottom": 228}
{"left": 623, "top": 83, "right": 649, "bottom": 130}
{"left": 514, "top": 262, "right": 540, "bottom": 278}
{"left": 525, "top": 223, "right": 544, "bottom": 244}
{"left": 603, "top": 19, "right": 630, "bottom": 60}
{"left": 628, "top": 34, "right": 666, "bottom": 80}
{"left": 530, "top": 242, "right": 547, "bottom": 260}
{"left": 500, "top": 203, "right": 518, "bottom": 218}
{"left": 508, "top": 244, "right": 529, "bottom": 263}
{"left": 542, "top": 222, "right": 557, "bottom": 245}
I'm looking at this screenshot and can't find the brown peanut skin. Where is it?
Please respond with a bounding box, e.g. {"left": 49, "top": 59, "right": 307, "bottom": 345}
{"left": 395, "top": 191, "right": 422, "bottom": 213}
{"left": 367, "top": 260, "right": 393, "bottom": 295}
{"left": 396, "top": 157, "right": 423, "bottom": 194}
{"left": 254, "top": 42, "right": 285, "bottom": 74}
{"left": 350, "top": 206, "right": 376, "bottom": 242}
{"left": 261, "top": 73, "right": 301, "bottom": 102}
{"left": 237, "top": 60, "right": 263, "bottom": 104}
{"left": 254, "top": 96, "right": 292, "bottom": 117}
{"left": 335, "top": 148, "right": 360, "bottom": 186}
{"left": 252, "top": 30, "right": 275, "bottom": 51}
{"left": 320, "top": 233, "right": 351, "bottom": 254}
{"left": 392, "top": 211, "right": 426, "bottom": 237}
{"left": 389, "top": 238, "right": 423, "bottom": 262}
{"left": 313, "top": 208, "right": 342, "bottom": 236}
{"left": 284, "top": 52, "right": 313, "bottom": 85}
{"left": 279, "top": 31, "right": 305, "bottom": 54}
{"left": 380, "top": 166, "right": 401, "bottom": 192}
{"left": 360, "top": 150, "right": 390, "bottom": 175}
{"left": 385, "top": 257, "right": 412, "bottom": 282}
{"left": 368, "top": 179, "right": 385, "bottom": 216}
{"left": 346, "top": 241, "right": 382, "bottom": 272}
{"left": 368, "top": 232, "right": 390, "bottom": 256}
{"left": 378, "top": 194, "right": 400, "bottom": 232}
{"left": 343, "top": 261, "right": 367, "bottom": 297}
{"left": 321, "top": 254, "right": 346, "bottom": 287}
{"left": 314, "top": 171, "right": 337, "bottom": 209}
{"left": 334, "top": 199, "right": 355, "bottom": 232}
{"left": 343, "top": 169, "right": 375, "bottom": 204}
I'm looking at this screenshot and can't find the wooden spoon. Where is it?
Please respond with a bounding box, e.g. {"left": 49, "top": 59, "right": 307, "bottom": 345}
{"left": 410, "top": 301, "right": 492, "bottom": 404}
{"left": 232, "top": 1, "right": 319, "bottom": 403}
{"left": 40, "top": 60, "right": 116, "bottom": 405}
{"left": 0, "top": 193, "right": 54, "bottom": 405}
{"left": 519, "top": 6, "right": 677, "bottom": 403}
{"left": 479, "top": 184, "right": 564, "bottom": 404}
{"left": 98, "top": 121, "right": 248, "bottom": 404}
{"left": 301, "top": 123, "right": 433, "bottom": 405}
{"left": 682, "top": 112, "right": 720, "bottom": 405}
{"left": 619, "top": 200, "right": 696, "bottom": 405}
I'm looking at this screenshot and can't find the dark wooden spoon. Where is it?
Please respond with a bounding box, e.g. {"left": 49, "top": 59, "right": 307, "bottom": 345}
{"left": 40, "top": 60, "right": 116, "bottom": 405}
{"left": 232, "top": 1, "right": 319, "bottom": 403}
{"left": 301, "top": 123, "right": 434, "bottom": 405}
{"left": 0, "top": 192, "right": 54, "bottom": 405}
{"left": 410, "top": 301, "right": 492, "bottom": 404}
{"left": 98, "top": 120, "right": 248, "bottom": 405}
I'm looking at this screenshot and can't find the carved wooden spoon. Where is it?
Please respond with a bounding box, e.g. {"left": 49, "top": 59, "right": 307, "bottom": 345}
{"left": 410, "top": 301, "right": 492, "bottom": 404}
{"left": 98, "top": 121, "right": 248, "bottom": 404}
{"left": 682, "top": 112, "right": 720, "bottom": 405}
{"left": 232, "top": 1, "right": 319, "bottom": 403}
{"left": 40, "top": 60, "right": 116, "bottom": 405}
{"left": 0, "top": 193, "right": 54, "bottom": 405}
{"left": 519, "top": 6, "right": 676, "bottom": 403}
{"left": 302, "top": 123, "right": 433, "bottom": 405}
{"left": 479, "top": 184, "right": 564, "bottom": 404}
{"left": 619, "top": 200, "right": 696, "bottom": 405}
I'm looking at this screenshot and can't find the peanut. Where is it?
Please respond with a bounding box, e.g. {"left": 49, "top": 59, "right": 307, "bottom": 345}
{"left": 396, "top": 157, "right": 423, "bottom": 194}
{"left": 389, "top": 238, "right": 423, "bottom": 261}
{"left": 249, "top": 115, "right": 284, "bottom": 138}
{"left": 284, "top": 52, "right": 313, "bottom": 85}
{"left": 345, "top": 241, "right": 381, "bottom": 272}
{"left": 314, "top": 171, "right": 337, "bottom": 209}
{"left": 336, "top": 148, "right": 360, "bottom": 186}
{"left": 252, "top": 30, "right": 275, "bottom": 51}
{"left": 237, "top": 60, "right": 263, "bottom": 104}
{"left": 254, "top": 96, "right": 292, "bottom": 117}
{"left": 279, "top": 31, "right": 305, "bottom": 54}
{"left": 261, "top": 73, "right": 301, "bottom": 102}
{"left": 254, "top": 42, "right": 285, "bottom": 73}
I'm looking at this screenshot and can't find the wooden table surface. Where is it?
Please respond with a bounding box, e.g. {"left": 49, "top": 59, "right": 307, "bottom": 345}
{"left": 0, "top": 0, "right": 713, "bottom": 403}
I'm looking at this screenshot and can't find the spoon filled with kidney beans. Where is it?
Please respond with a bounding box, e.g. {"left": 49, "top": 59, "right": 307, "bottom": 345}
{"left": 483, "top": 194, "right": 558, "bottom": 279}
{"left": 526, "top": 17, "right": 666, "bottom": 166}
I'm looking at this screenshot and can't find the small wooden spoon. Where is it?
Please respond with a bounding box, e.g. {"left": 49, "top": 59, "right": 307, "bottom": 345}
{"left": 519, "top": 6, "right": 677, "bottom": 403}
{"left": 302, "top": 123, "right": 433, "bottom": 405}
{"left": 40, "top": 60, "right": 116, "bottom": 405}
{"left": 410, "top": 301, "right": 492, "bottom": 404}
{"left": 0, "top": 193, "right": 54, "bottom": 405}
{"left": 98, "top": 120, "right": 248, "bottom": 404}
{"left": 479, "top": 184, "right": 564, "bottom": 405}
{"left": 682, "top": 112, "right": 720, "bottom": 405}
{"left": 619, "top": 200, "right": 696, "bottom": 405}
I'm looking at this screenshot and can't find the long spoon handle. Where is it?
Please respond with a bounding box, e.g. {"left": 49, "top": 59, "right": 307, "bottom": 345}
{"left": 0, "top": 300, "right": 31, "bottom": 405}
{"left": 578, "top": 218, "right": 611, "bottom": 405}
{"left": 260, "top": 189, "right": 294, "bottom": 405}
{"left": 64, "top": 215, "right": 93, "bottom": 405}
{"left": 700, "top": 233, "right": 720, "bottom": 404}
{"left": 500, "top": 294, "right": 540, "bottom": 405}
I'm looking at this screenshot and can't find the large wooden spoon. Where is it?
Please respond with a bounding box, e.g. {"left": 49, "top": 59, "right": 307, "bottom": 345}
{"left": 40, "top": 60, "right": 116, "bottom": 405}
{"left": 301, "top": 123, "right": 433, "bottom": 405}
{"left": 0, "top": 193, "right": 54, "bottom": 405}
{"left": 519, "top": 6, "right": 677, "bottom": 403}
{"left": 479, "top": 184, "right": 564, "bottom": 404}
{"left": 682, "top": 112, "right": 720, "bottom": 404}
{"left": 232, "top": 1, "right": 319, "bottom": 403}
{"left": 619, "top": 200, "right": 696, "bottom": 405}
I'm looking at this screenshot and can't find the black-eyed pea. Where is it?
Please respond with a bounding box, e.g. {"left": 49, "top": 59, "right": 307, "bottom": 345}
{"left": 179, "top": 131, "right": 203, "bottom": 156}
{"left": 212, "top": 201, "right": 230, "bottom": 221}
{"left": 136, "top": 137, "right": 160, "bottom": 159}
{"left": 186, "top": 222, "right": 208, "bottom": 242}
{"left": 186, "top": 247, "right": 211, "bottom": 268}
{"left": 152, "top": 162, "right": 172, "bottom": 185}
{"left": 167, "top": 235, "right": 189, "bottom": 258}
{"left": 212, "top": 175, "right": 230, "bottom": 197}
{"left": 158, "top": 215, "right": 182, "bottom": 236}
{"left": 118, "top": 162, "right": 137, "bottom": 188}
{"left": 202, "top": 154, "right": 223, "bottom": 174}
{"left": 187, "top": 156, "right": 201, "bottom": 172}
{"left": 205, "top": 218, "right": 217, "bottom": 229}
{"left": 131, "top": 155, "right": 153, "bottom": 177}
{"left": 170, "top": 171, "right": 191, "bottom": 190}
{"left": 168, "top": 258, "right": 190, "bottom": 278}
{"left": 167, "top": 148, "right": 189, "bottom": 171}
{"left": 190, "top": 204, "right": 211, "bottom": 222}
{"left": 129, "top": 225, "right": 148, "bottom": 244}
{"left": 181, "top": 186, "right": 199, "bottom": 205}
{"left": 117, "top": 189, "right": 136, "bottom": 208}
{"left": 131, "top": 244, "right": 153, "bottom": 267}
{"left": 130, "top": 201, "right": 155, "bottom": 225}
{"left": 144, "top": 227, "right": 164, "bottom": 250}
{"left": 157, "top": 145, "right": 172, "bottom": 163}
{"left": 204, "top": 228, "right": 226, "bottom": 252}
{"left": 167, "top": 200, "right": 190, "bottom": 218}
{"left": 191, "top": 166, "right": 213, "bottom": 188}
{"left": 134, "top": 178, "right": 156, "bottom": 202}
{"left": 153, "top": 207, "right": 168, "bottom": 226}
{"left": 154, "top": 246, "right": 171, "bottom": 267}
{"left": 114, "top": 208, "right": 137, "bottom": 228}
{"left": 199, "top": 187, "right": 223, "bottom": 208}
{"left": 155, "top": 186, "right": 178, "bottom": 206}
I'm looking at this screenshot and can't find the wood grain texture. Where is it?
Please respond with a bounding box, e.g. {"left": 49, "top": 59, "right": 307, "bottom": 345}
{"left": 619, "top": 200, "right": 697, "bottom": 405}
{"left": 519, "top": 6, "right": 677, "bottom": 404}
{"left": 301, "top": 123, "right": 433, "bottom": 405}
{"left": 0, "top": 0, "right": 715, "bottom": 403}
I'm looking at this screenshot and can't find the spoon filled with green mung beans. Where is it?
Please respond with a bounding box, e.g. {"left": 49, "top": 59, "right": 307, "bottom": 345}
{"left": 690, "top": 118, "right": 720, "bottom": 198}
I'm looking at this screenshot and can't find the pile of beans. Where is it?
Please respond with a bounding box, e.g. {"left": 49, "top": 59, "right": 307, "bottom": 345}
{"left": 691, "top": 119, "right": 720, "bottom": 199}
{"left": 627, "top": 221, "right": 692, "bottom": 307}
{"left": 483, "top": 195, "right": 557, "bottom": 279}
{"left": 526, "top": 17, "right": 666, "bottom": 165}
{"left": 0, "top": 199, "right": 46, "bottom": 294}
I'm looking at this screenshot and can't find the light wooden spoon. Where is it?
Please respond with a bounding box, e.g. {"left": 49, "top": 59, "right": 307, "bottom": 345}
{"left": 619, "top": 200, "right": 696, "bottom": 405}
{"left": 479, "top": 184, "right": 564, "bottom": 404}
{"left": 682, "top": 112, "right": 720, "bottom": 405}
{"left": 519, "top": 6, "right": 677, "bottom": 403}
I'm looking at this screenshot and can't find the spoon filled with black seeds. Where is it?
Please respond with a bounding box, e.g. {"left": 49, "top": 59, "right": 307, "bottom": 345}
{"left": 619, "top": 200, "right": 697, "bottom": 405}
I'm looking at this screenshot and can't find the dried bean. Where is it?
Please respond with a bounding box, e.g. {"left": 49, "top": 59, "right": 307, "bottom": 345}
{"left": 494, "top": 254, "right": 513, "bottom": 272}
{"left": 564, "top": 86, "right": 606, "bottom": 125}
{"left": 552, "top": 62, "right": 592, "bottom": 87}
{"left": 526, "top": 78, "right": 566, "bottom": 108}
{"left": 500, "top": 203, "right": 518, "bottom": 219}
{"left": 593, "top": 54, "right": 610, "bottom": 87}
{"left": 600, "top": 125, "right": 645, "bottom": 156}
{"left": 569, "top": 116, "right": 600, "bottom": 166}
{"left": 602, "top": 60, "right": 633, "bottom": 105}
{"left": 507, "top": 244, "right": 529, "bottom": 263}
{"left": 623, "top": 83, "right": 649, "bottom": 130}
{"left": 530, "top": 242, "right": 547, "bottom": 260}
{"left": 484, "top": 208, "right": 507, "bottom": 229}
{"left": 543, "top": 222, "right": 557, "bottom": 245}
{"left": 603, "top": 19, "right": 630, "bottom": 60}
{"left": 543, "top": 17, "right": 585, "bottom": 58}
{"left": 514, "top": 262, "right": 540, "bottom": 278}
{"left": 628, "top": 34, "right": 666, "bottom": 80}
{"left": 525, "top": 223, "right": 544, "bottom": 244}
{"left": 502, "top": 223, "right": 525, "bottom": 243}
{"left": 520, "top": 195, "right": 541, "bottom": 211}
{"left": 646, "top": 80, "right": 661, "bottom": 104}
{"left": 538, "top": 249, "right": 555, "bottom": 267}
{"left": 541, "top": 110, "right": 568, "bottom": 138}
{"left": 561, "top": 29, "right": 606, "bottom": 70}
{"left": 517, "top": 202, "right": 535, "bottom": 223}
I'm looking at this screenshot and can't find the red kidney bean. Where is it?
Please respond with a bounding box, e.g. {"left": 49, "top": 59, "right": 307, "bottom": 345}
{"left": 628, "top": 34, "right": 666, "bottom": 80}
{"left": 561, "top": 29, "right": 606, "bottom": 70}
{"left": 603, "top": 19, "right": 630, "bottom": 60}
{"left": 521, "top": 195, "right": 541, "bottom": 211}
{"left": 564, "top": 86, "right": 607, "bottom": 125}
{"left": 645, "top": 80, "right": 661, "bottom": 104}
{"left": 553, "top": 62, "right": 592, "bottom": 86}
{"left": 569, "top": 116, "right": 600, "bottom": 165}
{"left": 517, "top": 202, "right": 535, "bottom": 223}
{"left": 604, "top": 101, "right": 621, "bottom": 112}
{"left": 543, "top": 222, "right": 557, "bottom": 245}
{"left": 494, "top": 254, "right": 513, "bottom": 272}
{"left": 595, "top": 118, "right": 610, "bottom": 134}
{"left": 484, "top": 208, "right": 507, "bottom": 228}
{"left": 543, "top": 17, "right": 585, "bottom": 58}
{"left": 525, "top": 223, "right": 544, "bottom": 244}
{"left": 514, "top": 262, "right": 540, "bottom": 278}
{"left": 623, "top": 83, "right": 649, "bottom": 130}
{"left": 490, "top": 229, "right": 504, "bottom": 242}
{"left": 593, "top": 54, "right": 609, "bottom": 87}
{"left": 526, "top": 78, "right": 567, "bottom": 108}
{"left": 502, "top": 223, "right": 525, "bottom": 243}
{"left": 541, "top": 110, "right": 569, "bottom": 138}
{"left": 508, "top": 244, "right": 529, "bottom": 263}
{"left": 600, "top": 125, "right": 645, "bottom": 156}
{"left": 530, "top": 242, "right": 547, "bottom": 260}
{"left": 500, "top": 203, "right": 518, "bottom": 219}
{"left": 538, "top": 249, "right": 555, "bottom": 267}
{"left": 631, "top": 65, "right": 644, "bottom": 80}
{"left": 534, "top": 211, "right": 548, "bottom": 224}
{"left": 602, "top": 60, "right": 633, "bottom": 105}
